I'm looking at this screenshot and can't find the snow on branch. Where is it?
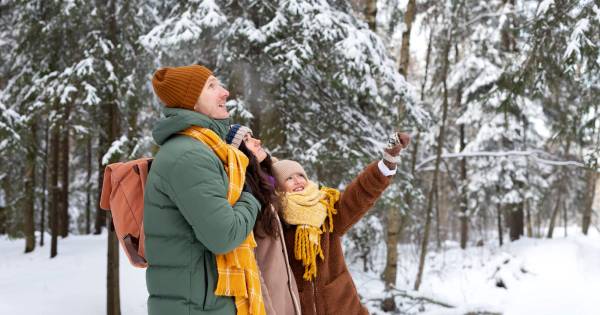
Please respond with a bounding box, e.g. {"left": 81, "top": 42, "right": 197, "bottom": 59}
{"left": 101, "top": 135, "right": 128, "bottom": 165}
{"left": 415, "top": 150, "right": 594, "bottom": 172}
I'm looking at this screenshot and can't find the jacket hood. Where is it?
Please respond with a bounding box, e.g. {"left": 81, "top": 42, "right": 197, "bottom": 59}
{"left": 152, "top": 107, "right": 231, "bottom": 145}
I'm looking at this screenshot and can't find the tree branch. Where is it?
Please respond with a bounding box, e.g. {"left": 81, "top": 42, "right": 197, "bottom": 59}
{"left": 415, "top": 150, "right": 595, "bottom": 172}
{"left": 370, "top": 288, "right": 456, "bottom": 308}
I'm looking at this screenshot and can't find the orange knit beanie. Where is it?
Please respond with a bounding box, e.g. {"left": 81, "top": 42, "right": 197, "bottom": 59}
{"left": 151, "top": 64, "right": 213, "bottom": 110}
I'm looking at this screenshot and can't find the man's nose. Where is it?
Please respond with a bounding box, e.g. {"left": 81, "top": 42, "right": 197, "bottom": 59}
{"left": 220, "top": 87, "right": 229, "bottom": 98}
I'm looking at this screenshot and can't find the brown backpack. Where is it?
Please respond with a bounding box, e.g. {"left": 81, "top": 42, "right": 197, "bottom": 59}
{"left": 99, "top": 158, "right": 153, "bottom": 268}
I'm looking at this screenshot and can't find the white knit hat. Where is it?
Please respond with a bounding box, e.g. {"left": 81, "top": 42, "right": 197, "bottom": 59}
{"left": 272, "top": 160, "right": 308, "bottom": 187}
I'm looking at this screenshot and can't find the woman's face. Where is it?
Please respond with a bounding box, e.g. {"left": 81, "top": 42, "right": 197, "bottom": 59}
{"left": 282, "top": 173, "right": 307, "bottom": 193}
{"left": 243, "top": 134, "right": 267, "bottom": 163}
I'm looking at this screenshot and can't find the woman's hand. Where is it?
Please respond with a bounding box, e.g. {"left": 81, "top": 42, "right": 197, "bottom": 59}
{"left": 382, "top": 132, "right": 410, "bottom": 169}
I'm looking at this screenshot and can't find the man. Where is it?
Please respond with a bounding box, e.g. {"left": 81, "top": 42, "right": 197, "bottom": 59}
{"left": 144, "top": 64, "right": 262, "bottom": 315}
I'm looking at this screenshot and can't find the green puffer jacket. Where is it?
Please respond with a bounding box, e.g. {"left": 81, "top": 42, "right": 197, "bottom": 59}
{"left": 143, "top": 108, "right": 261, "bottom": 315}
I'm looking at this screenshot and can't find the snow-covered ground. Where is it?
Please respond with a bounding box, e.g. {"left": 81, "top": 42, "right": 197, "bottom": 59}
{"left": 0, "top": 234, "right": 147, "bottom": 315}
{"left": 1, "top": 228, "right": 599, "bottom": 315}
{"left": 354, "top": 228, "right": 600, "bottom": 315}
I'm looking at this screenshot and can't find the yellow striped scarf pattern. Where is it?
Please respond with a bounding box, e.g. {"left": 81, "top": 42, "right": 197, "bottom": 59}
{"left": 179, "top": 126, "right": 266, "bottom": 315}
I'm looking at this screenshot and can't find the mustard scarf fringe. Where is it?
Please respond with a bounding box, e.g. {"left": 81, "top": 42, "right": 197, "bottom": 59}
{"left": 282, "top": 181, "right": 340, "bottom": 281}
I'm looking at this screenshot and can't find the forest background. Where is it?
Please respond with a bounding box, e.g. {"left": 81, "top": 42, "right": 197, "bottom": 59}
{"left": 1, "top": 0, "right": 599, "bottom": 314}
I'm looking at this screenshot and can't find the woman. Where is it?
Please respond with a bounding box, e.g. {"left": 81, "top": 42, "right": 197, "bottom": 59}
{"left": 270, "top": 132, "right": 409, "bottom": 315}
{"left": 226, "top": 124, "right": 302, "bottom": 315}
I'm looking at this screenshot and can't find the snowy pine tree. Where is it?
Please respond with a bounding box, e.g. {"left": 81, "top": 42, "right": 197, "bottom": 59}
{"left": 141, "top": 0, "right": 429, "bottom": 186}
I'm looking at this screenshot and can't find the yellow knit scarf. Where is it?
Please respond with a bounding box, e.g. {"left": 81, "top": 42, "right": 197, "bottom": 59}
{"left": 281, "top": 181, "right": 340, "bottom": 281}
{"left": 179, "top": 126, "right": 266, "bottom": 315}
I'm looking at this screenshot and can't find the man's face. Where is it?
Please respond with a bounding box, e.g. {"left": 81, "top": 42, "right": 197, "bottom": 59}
{"left": 282, "top": 173, "right": 308, "bottom": 193}
{"left": 194, "top": 76, "right": 230, "bottom": 119}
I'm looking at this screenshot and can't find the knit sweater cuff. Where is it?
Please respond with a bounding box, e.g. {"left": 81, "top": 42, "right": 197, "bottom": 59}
{"left": 377, "top": 160, "right": 397, "bottom": 176}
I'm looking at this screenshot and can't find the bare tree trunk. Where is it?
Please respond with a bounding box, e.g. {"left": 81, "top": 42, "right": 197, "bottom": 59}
{"left": 94, "top": 148, "right": 107, "bottom": 234}
{"left": 0, "top": 175, "right": 10, "bottom": 234}
{"left": 501, "top": 0, "right": 517, "bottom": 51}
{"left": 107, "top": 214, "right": 121, "bottom": 315}
{"left": 381, "top": 204, "right": 402, "bottom": 312}
{"left": 398, "top": 0, "right": 416, "bottom": 76}
{"left": 414, "top": 24, "right": 452, "bottom": 291}
{"left": 497, "top": 203, "right": 504, "bottom": 247}
{"left": 49, "top": 122, "right": 60, "bottom": 258}
{"left": 582, "top": 172, "right": 597, "bottom": 235}
{"left": 414, "top": 93, "right": 449, "bottom": 290}
{"left": 40, "top": 120, "right": 50, "bottom": 246}
{"left": 481, "top": 195, "right": 489, "bottom": 241}
{"left": 563, "top": 197, "right": 568, "bottom": 237}
{"left": 59, "top": 103, "right": 71, "bottom": 238}
{"left": 501, "top": 0, "right": 523, "bottom": 242}
{"left": 365, "top": 0, "right": 377, "bottom": 32}
{"left": 459, "top": 124, "right": 468, "bottom": 248}
{"left": 547, "top": 138, "right": 571, "bottom": 238}
{"left": 547, "top": 180, "right": 564, "bottom": 239}
{"left": 584, "top": 103, "right": 599, "bottom": 234}
{"left": 435, "top": 175, "right": 441, "bottom": 249}
{"left": 105, "top": 1, "right": 121, "bottom": 313}
{"left": 525, "top": 198, "right": 533, "bottom": 237}
{"left": 85, "top": 136, "right": 92, "bottom": 235}
{"left": 381, "top": 3, "right": 425, "bottom": 309}
{"left": 437, "top": 173, "right": 451, "bottom": 247}
{"left": 509, "top": 202, "right": 524, "bottom": 241}
{"left": 592, "top": 175, "right": 600, "bottom": 231}
{"left": 24, "top": 120, "right": 37, "bottom": 253}
{"left": 523, "top": 119, "right": 533, "bottom": 238}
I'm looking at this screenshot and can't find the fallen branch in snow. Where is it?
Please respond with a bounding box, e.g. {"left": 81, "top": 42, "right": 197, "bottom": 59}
{"left": 415, "top": 150, "right": 595, "bottom": 172}
{"left": 385, "top": 288, "right": 456, "bottom": 308}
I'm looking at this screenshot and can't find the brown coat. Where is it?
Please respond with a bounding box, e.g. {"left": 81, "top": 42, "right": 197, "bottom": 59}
{"left": 255, "top": 208, "right": 302, "bottom": 315}
{"left": 282, "top": 161, "right": 391, "bottom": 315}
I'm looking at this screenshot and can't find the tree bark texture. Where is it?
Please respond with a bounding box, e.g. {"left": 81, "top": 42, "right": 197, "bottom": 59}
{"left": 398, "top": 0, "right": 416, "bottom": 76}
{"left": 59, "top": 103, "right": 71, "bottom": 238}
{"left": 582, "top": 172, "right": 597, "bottom": 235}
{"left": 365, "top": 0, "right": 377, "bottom": 32}
{"left": 40, "top": 120, "right": 50, "bottom": 246}
{"left": 459, "top": 124, "right": 468, "bottom": 249}
{"left": 414, "top": 24, "right": 452, "bottom": 291}
{"left": 24, "top": 120, "right": 37, "bottom": 253}
{"left": 49, "top": 122, "right": 60, "bottom": 258}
